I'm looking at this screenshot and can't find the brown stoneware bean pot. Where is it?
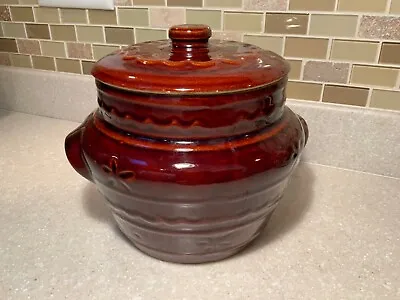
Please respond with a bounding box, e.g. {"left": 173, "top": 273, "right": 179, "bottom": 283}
{"left": 65, "top": 24, "right": 309, "bottom": 264}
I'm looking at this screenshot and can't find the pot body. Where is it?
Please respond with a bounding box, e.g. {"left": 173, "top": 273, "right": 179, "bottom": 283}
{"left": 65, "top": 78, "right": 308, "bottom": 263}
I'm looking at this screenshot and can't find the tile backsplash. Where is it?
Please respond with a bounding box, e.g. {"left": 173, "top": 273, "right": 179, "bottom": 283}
{"left": 0, "top": 0, "right": 399, "bottom": 111}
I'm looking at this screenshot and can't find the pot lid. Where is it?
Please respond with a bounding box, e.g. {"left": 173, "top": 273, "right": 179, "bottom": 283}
{"left": 91, "top": 24, "right": 290, "bottom": 95}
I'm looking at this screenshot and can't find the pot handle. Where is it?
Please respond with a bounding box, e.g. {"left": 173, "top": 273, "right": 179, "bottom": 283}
{"left": 65, "top": 116, "right": 93, "bottom": 182}
{"left": 297, "top": 114, "right": 309, "bottom": 146}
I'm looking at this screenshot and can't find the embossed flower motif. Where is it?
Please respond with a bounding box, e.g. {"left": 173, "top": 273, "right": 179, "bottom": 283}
{"left": 102, "top": 156, "right": 135, "bottom": 191}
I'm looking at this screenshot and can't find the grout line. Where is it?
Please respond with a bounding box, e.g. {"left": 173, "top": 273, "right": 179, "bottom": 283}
{"left": 283, "top": 56, "right": 400, "bottom": 69}
{"left": 346, "top": 63, "right": 353, "bottom": 83}
{"left": 326, "top": 38, "right": 333, "bottom": 60}
{"left": 365, "top": 87, "right": 373, "bottom": 107}
{"left": 396, "top": 71, "right": 400, "bottom": 89}
{"left": 386, "top": 0, "right": 393, "bottom": 13}
{"left": 101, "top": 25, "right": 106, "bottom": 44}
{"left": 319, "top": 83, "right": 325, "bottom": 102}
{"left": 375, "top": 41, "right": 382, "bottom": 63}
{"left": 355, "top": 14, "right": 362, "bottom": 39}
{"left": 306, "top": 13, "right": 312, "bottom": 34}
{"left": 0, "top": 21, "right": 398, "bottom": 43}
{"left": 261, "top": 11, "right": 266, "bottom": 33}
{"left": 2, "top": 3, "right": 396, "bottom": 16}
{"left": 85, "top": 8, "right": 90, "bottom": 24}
{"left": 299, "top": 59, "right": 306, "bottom": 80}
{"left": 31, "top": 5, "right": 37, "bottom": 23}
{"left": 288, "top": 79, "right": 400, "bottom": 91}
{"left": 37, "top": 38, "right": 43, "bottom": 56}
{"left": 63, "top": 41, "right": 68, "bottom": 59}
{"left": 115, "top": 7, "right": 120, "bottom": 25}
{"left": 78, "top": 59, "right": 83, "bottom": 74}
{"left": 334, "top": 0, "right": 339, "bottom": 10}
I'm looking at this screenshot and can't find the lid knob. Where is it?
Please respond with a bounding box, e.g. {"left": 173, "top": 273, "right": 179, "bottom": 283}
{"left": 169, "top": 24, "right": 212, "bottom": 41}
{"left": 168, "top": 24, "right": 212, "bottom": 61}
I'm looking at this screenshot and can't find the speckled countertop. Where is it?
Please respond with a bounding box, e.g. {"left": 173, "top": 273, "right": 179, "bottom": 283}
{"left": 1, "top": 109, "right": 399, "bottom": 300}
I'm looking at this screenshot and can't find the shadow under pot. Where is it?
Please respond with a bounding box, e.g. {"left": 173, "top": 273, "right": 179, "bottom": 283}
{"left": 65, "top": 24, "right": 309, "bottom": 264}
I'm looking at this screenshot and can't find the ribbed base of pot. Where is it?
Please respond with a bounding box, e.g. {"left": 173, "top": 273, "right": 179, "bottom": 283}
{"left": 132, "top": 236, "right": 252, "bottom": 264}
{"left": 113, "top": 210, "right": 275, "bottom": 264}
{"left": 96, "top": 167, "right": 294, "bottom": 264}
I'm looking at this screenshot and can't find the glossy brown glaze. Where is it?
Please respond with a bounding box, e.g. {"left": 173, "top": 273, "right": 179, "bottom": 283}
{"left": 65, "top": 24, "right": 309, "bottom": 263}
{"left": 91, "top": 24, "right": 290, "bottom": 94}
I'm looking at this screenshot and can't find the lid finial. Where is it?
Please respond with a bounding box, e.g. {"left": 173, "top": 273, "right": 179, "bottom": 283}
{"left": 169, "top": 24, "right": 212, "bottom": 41}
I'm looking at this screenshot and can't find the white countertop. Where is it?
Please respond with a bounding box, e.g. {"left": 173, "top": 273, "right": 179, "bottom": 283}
{"left": 1, "top": 109, "right": 399, "bottom": 300}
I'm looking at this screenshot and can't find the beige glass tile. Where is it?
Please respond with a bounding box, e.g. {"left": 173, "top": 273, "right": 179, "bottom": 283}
{"left": 135, "top": 28, "right": 166, "bottom": 43}
{"left": 0, "top": 37, "right": 17, "bottom": 52}
{"left": 149, "top": 8, "right": 184, "bottom": 28}
{"left": 351, "top": 65, "right": 398, "bottom": 87}
{"left": 17, "top": 38, "right": 40, "bottom": 55}
{"left": 118, "top": 8, "right": 148, "bottom": 26}
{"left": 32, "top": 55, "right": 55, "bottom": 70}
{"left": 212, "top": 30, "right": 242, "bottom": 41}
{"left": 0, "top": 5, "right": 11, "bottom": 21}
{"left": 56, "top": 58, "right": 81, "bottom": 73}
{"left": 284, "top": 37, "right": 329, "bottom": 59}
{"left": 93, "top": 44, "right": 119, "bottom": 60}
{"left": 50, "top": 24, "right": 76, "bottom": 41}
{"left": 287, "top": 81, "right": 322, "bottom": 101}
{"left": 60, "top": 8, "right": 87, "bottom": 24}
{"left": 337, "top": 0, "right": 387, "bottom": 12}
{"left": 289, "top": 0, "right": 336, "bottom": 11}
{"left": 323, "top": 85, "right": 368, "bottom": 106}
{"left": 10, "top": 53, "right": 31, "bottom": 68}
{"left": 243, "top": 35, "right": 283, "bottom": 55}
{"left": 88, "top": 9, "right": 117, "bottom": 25}
{"left": 391, "top": 0, "right": 400, "bottom": 13}
{"left": 66, "top": 42, "right": 92, "bottom": 59}
{"left": 310, "top": 15, "right": 358, "bottom": 37}
{"left": 359, "top": 16, "right": 400, "bottom": 40}
{"left": 26, "top": 24, "right": 50, "bottom": 39}
{"left": 379, "top": 43, "right": 400, "bottom": 65}
{"left": 40, "top": 40, "right": 66, "bottom": 57}
{"left": 167, "top": 0, "right": 202, "bottom": 6}
{"left": 303, "top": 61, "right": 350, "bottom": 83}
{"left": 224, "top": 12, "right": 263, "bottom": 32}
{"left": 205, "top": 0, "right": 241, "bottom": 7}
{"left": 265, "top": 13, "right": 308, "bottom": 35}
{"left": 331, "top": 40, "right": 379, "bottom": 63}
{"left": 115, "top": 0, "right": 132, "bottom": 6}
{"left": 76, "top": 25, "right": 104, "bottom": 43}
{"left": 0, "top": 52, "right": 10, "bottom": 65}
{"left": 244, "top": 0, "right": 288, "bottom": 10}
{"left": 34, "top": 7, "right": 60, "bottom": 23}
{"left": 81, "top": 60, "right": 95, "bottom": 75}
{"left": 2, "top": 22, "right": 26, "bottom": 37}
{"left": 105, "top": 27, "right": 134, "bottom": 45}
{"left": 133, "top": 0, "right": 164, "bottom": 5}
{"left": 186, "top": 10, "right": 221, "bottom": 30}
{"left": 370, "top": 90, "right": 400, "bottom": 111}
{"left": 287, "top": 60, "right": 302, "bottom": 80}
{"left": 10, "top": 6, "right": 34, "bottom": 22}
{"left": 18, "top": 0, "right": 37, "bottom": 4}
